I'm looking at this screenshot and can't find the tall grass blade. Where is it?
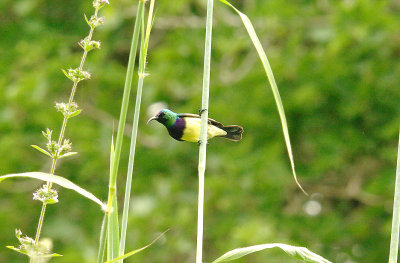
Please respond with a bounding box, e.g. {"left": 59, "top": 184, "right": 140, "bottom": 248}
{"left": 196, "top": 0, "right": 214, "bottom": 262}
{"left": 119, "top": 0, "right": 155, "bottom": 258}
{"left": 108, "top": 0, "right": 144, "bottom": 201}
{"left": 104, "top": 1, "right": 144, "bottom": 260}
{"left": 212, "top": 243, "right": 332, "bottom": 263}
{"left": 0, "top": 172, "right": 105, "bottom": 210}
{"left": 218, "top": 0, "right": 307, "bottom": 195}
{"left": 107, "top": 136, "right": 120, "bottom": 261}
{"left": 388, "top": 130, "right": 400, "bottom": 263}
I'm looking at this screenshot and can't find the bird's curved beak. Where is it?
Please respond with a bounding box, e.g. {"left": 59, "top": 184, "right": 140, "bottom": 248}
{"left": 146, "top": 116, "right": 157, "bottom": 125}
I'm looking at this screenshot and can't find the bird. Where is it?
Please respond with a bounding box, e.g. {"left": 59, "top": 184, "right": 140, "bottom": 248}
{"left": 147, "top": 109, "right": 244, "bottom": 143}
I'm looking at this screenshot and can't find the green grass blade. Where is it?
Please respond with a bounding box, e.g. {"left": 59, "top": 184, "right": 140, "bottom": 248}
{"left": 107, "top": 136, "right": 119, "bottom": 261}
{"left": 119, "top": 0, "right": 155, "bottom": 257}
{"left": 218, "top": 0, "right": 307, "bottom": 195}
{"left": 108, "top": 0, "right": 144, "bottom": 199}
{"left": 389, "top": 131, "right": 400, "bottom": 263}
{"left": 104, "top": 1, "right": 144, "bottom": 260}
{"left": 107, "top": 231, "right": 166, "bottom": 263}
{"left": 107, "top": 194, "right": 120, "bottom": 261}
{"left": 0, "top": 172, "right": 105, "bottom": 210}
{"left": 96, "top": 214, "right": 108, "bottom": 263}
{"left": 212, "top": 243, "right": 332, "bottom": 263}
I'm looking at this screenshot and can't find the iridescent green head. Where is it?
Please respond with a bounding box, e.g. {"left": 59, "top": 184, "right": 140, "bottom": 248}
{"left": 147, "top": 109, "right": 178, "bottom": 127}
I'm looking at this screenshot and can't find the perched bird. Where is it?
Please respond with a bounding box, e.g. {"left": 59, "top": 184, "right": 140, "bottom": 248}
{"left": 147, "top": 109, "right": 243, "bottom": 143}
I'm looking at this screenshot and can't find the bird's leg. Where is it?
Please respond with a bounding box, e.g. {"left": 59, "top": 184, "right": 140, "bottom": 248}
{"left": 198, "top": 108, "right": 207, "bottom": 115}
{"left": 197, "top": 140, "right": 209, "bottom": 146}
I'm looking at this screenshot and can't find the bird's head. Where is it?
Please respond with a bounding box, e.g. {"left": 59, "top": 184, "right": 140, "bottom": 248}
{"left": 147, "top": 109, "right": 178, "bottom": 127}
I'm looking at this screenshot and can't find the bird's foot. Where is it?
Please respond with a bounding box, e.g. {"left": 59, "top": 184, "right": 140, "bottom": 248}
{"left": 197, "top": 140, "right": 209, "bottom": 146}
{"left": 198, "top": 108, "right": 208, "bottom": 115}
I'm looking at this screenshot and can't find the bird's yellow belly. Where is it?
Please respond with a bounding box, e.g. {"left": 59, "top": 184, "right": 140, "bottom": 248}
{"left": 181, "top": 118, "right": 227, "bottom": 142}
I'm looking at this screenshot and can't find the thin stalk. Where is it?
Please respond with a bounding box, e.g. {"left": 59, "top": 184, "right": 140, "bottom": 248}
{"left": 196, "top": 0, "right": 214, "bottom": 262}
{"left": 389, "top": 130, "right": 400, "bottom": 263}
{"left": 33, "top": 7, "right": 100, "bottom": 245}
{"left": 97, "top": 214, "right": 108, "bottom": 263}
{"left": 119, "top": 0, "right": 155, "bottom": 258}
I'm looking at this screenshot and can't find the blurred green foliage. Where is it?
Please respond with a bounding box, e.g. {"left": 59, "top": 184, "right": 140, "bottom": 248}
{"left": 1, "top": 0, "right": 400, "bottom": 262}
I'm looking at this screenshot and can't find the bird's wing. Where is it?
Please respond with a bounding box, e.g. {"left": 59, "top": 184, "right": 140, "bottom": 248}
{"left": 177, "top": 113, "right": 224, "bottom": 128}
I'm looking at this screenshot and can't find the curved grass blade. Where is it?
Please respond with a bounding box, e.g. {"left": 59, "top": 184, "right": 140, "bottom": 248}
{"left": 0, "top": 172, "right": 106, "bottom": 210}
{"left": 218, "top": 0, "right": 307, "bottom": 195}
{"left": 212, "top": 243, "right": 332, "bottom": 263}
{"left": 105, "top": 230, "right": 167, "bottom": 263}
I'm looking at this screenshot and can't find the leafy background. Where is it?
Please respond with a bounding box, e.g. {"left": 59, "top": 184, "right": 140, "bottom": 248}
{"left": 1, "top": 0, "right": 400, "bottom": 262}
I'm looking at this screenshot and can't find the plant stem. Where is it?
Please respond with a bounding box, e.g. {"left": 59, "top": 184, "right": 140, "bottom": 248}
{"left": 33, "top": 7, "right": 99, "bottom": 246}
{"left": 119, "top": 0, "right": 154, "bottom": 257}
{"left": 196, "top": 0, "right": 213, "bottom": 262}
{"left": 104, "top": 0, "right": 144, "bottom": 261}
{"left": 108, "top": 1, "right": 144, "bottom": 198}
{"left": 97, "top": 214, "right": 108, "bottom": 263}
{"left": 389, "top": 130, "right": 400, "bottom": 263}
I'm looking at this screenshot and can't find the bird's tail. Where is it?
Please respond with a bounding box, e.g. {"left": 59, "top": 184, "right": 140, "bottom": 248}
{"left": 220, "top": 125, "right": 244, "bottom": 141}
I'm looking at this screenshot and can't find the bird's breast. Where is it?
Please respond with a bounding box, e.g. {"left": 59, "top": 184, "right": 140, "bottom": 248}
{"left": 167, "top": 118, "right": 185, "bottom": 141}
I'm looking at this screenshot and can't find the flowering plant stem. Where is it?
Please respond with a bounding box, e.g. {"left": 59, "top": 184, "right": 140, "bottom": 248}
{"left": 196, "top": 0, "right": 214, "bottom": 262}
{"left": 33, "top": 0, "right": 107, "bottom": 247}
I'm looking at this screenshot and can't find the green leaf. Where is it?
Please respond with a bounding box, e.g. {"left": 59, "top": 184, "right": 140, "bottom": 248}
{"left": 218, "top": 0, "right": 307, "bottom": 195}
{"left": 6, "top": 246, "right": 62, "bottom": 258}
{"left": 31, "top": 145, "right": 53, "bottom": 158}
{"left": 0, "top": 172, "right": 106, "bottom": 211}
{"left": 69, "top": 109, "right": 82, "bottom": 118}
{"left": 105, "top": 231, "right": 167, "bottom": 263}
{"left": 107, "top": 192, "right": 120, "bottom": 261}
{"left": 61, "top": 69, "right": 72, "bottom": 81}
{"left": 212, "top": 243, "right": 332, "bottom": 263}
{"left": 84, "top": 14, "right": 90, "bottom": 26}
{"left": 58, "top": 152, "right": 78, "bottom": 159}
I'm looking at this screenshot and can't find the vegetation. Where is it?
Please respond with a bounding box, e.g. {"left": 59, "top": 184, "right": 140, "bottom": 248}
{"left": 1, "top": 0, "right": 399, "bottom": 262}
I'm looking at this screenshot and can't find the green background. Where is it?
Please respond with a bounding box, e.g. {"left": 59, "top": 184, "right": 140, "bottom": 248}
{"left": 1, "top": 0, "right": 400, "bottom": 262}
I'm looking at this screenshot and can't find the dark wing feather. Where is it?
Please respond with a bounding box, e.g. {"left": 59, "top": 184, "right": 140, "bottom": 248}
{"left": 177, "top": 113, "right": 224, "bottom": 128}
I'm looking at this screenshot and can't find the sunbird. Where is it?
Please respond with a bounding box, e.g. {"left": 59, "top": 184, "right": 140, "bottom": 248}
{"left": 147, "top": 109, "right": 244, "bottom": 143}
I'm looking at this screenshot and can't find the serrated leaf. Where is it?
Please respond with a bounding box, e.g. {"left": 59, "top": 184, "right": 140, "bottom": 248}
{"left": 218, "top": 0, "right": 307, "bottom": 195}
{"left": 0, "top": 172, "right": 106, "bottom": 211}
{"left": 31, "top": 145, "right": 53, "bottom": 158}
{"left": 212, "top": 243, "right": 332, "bottom": 263}
{"left": 58, "top": 152, "right": 78, "bottom": 159}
